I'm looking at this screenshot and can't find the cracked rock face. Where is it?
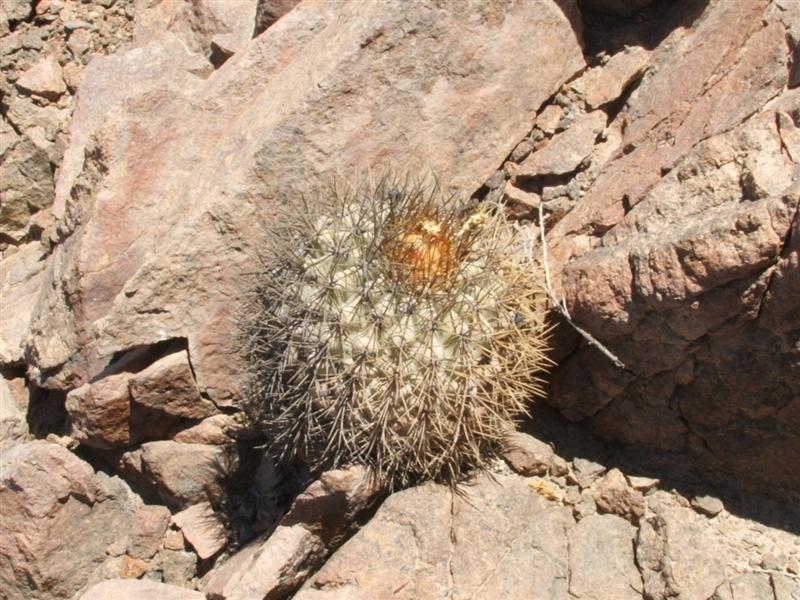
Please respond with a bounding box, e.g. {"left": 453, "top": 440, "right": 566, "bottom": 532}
{"left": 1, "top": 0, "right": 800, "bottom": 599}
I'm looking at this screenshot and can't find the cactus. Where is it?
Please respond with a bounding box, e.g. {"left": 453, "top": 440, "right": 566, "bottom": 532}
{"left": 243, "top": 174, "right": 550, "bottom": 488}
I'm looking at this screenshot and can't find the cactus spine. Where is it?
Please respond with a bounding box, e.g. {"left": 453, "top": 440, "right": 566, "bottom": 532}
{"left": 243, "top": 174, "right": 549, "bottom": 487}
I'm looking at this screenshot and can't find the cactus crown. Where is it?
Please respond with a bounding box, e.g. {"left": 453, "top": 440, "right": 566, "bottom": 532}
{"left": 243, "top": 174, "right": 549, "bottom": 488}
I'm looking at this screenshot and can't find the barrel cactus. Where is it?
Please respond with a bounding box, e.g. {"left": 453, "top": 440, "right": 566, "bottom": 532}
{"left": 243, "top": 174, "right": 550, "bottom": 488}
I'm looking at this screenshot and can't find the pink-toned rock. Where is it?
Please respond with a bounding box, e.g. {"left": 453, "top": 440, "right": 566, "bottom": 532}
{"left": 543, "top": 0, "right": 800, "bottom": 493}
{"left": 516, "top": 110, "right": 606, "bottom": 178}
{"left": 203, "top": 466, "right": 381, "bottom": 600}
{"left": 572, "top": 46, "right": 650, "bottom": 109}
{"left": 15, "top": 56, "right": 67, "bottom": 100}
{"left": 294, "top": 474, "right": 574, "bottom": 600}
{"left": 129, "top": 350, "right": 218, "bottom": 420}
{"left": 128, "top": 504, "right": 171, "bottom": 560}
{"left": 26, "top": 0, "right": 585, "bottom": 413}
{"left": 0, "top": 441, "right": 137, "bottom": 600}
{"left": 66, "top": 372, "right": 132, "bottom": 448}
{"left": 502, "top": 431, "right": 555, "bottom": 476}
{"left": 173, "top": 414, "right": 235, "bottom": 445}
{"left": 121, "top": 440, "right": 236, "bottom": 510}
{"left": 593, "top": 468, "right": 645, "bottom": 523}
{"left": 0, "top": 244, "right": 47, "bottom": 364}
{"left": 80, "top": 578, "right": 205, "bottom": 600}
{"left": 172, "top": 502, "right": 227, "bottom": 560}
{"left": 0, "top": 377, "right": 28, "bottom": 448}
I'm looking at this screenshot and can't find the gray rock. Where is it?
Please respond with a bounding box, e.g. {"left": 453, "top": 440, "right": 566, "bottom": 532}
{"left": 637, "top": 491, "right": 727, "bottom": 600}
{"left": 571, "top": 457, "right": 606, "bottom": 489}
{"left": 569, "top": 513, "right": 642, "bottom": 600}
{"left": 691, "top": 494, "right": 724, "bottom": 517}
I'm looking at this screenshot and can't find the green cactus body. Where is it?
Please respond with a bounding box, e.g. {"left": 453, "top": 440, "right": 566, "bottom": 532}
{"left": 244, "top": 175, "right": 549, "bottom": 487}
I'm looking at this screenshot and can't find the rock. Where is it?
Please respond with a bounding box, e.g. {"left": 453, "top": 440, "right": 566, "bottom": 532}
{"left": 516, "top": 110, "right": 606, "bottom": 178}
{"left": 593, "top": 468, "right": 645, "bottom": 523}
{"left": 637, "top": 491, "right": 727, "bottom": 600}
{"left": 0, "top": 242, "right": 47, "bottom": 362}
{"left": 569, "top": 513, "right": 642, "bottom": 600}
{"left": 172, "top": 502, "right": 227, "bottom": 560}
{"left": 128, "top": 504, "right": 171, "bottom": 560}
{"left": 203, "top": 466, "right": 381, "bottom": 600}
{"left": 545, "top": 0, "right": 800, "bottom": 493}
{"left": 535, "top": 104, "right": 565, "bottom": 136}
{"left": 172, "top": 414, "right": 235, "bottom": 445}
{"left": 691, "top": 494, "right": 724, "bottom": 517}
{"left": 1, "top": 0, "right": 32, "bottom": 24}
{"left": 0, "top": 134, "right": 54, "bottom": 244}
{"left": 579, "top": 0, "right": 652, "bottom": 17}
{"left": 66, "top": 372, "right": 132, "bottom": 448}
{"left": 572, "top": 46, "right": 650, "bottom": 109}
{"left": 502, "top": 432, "right": 555, "bottom": 476}
{"left": 121, "top": 441, "right": 236, "bottom": 511}
{"left": 0, "top": 441, "right": 137, "bottom": 600}
{"left": 27, "top": 0, "right": 586, "bottom": 410}
{"left": 571, "top": 457, "right": 606, "bottom": 489}
{"left": 627, "top": 475, "right": 660, "bottom": 493}
{"left": 0, "top": 377, "right": 28, "bottom": 448}
{"left": 156, "top": 549, "right": 198, "bottom": 586}
{"left": 129, "top": 350, "right": 218, "bottom": 421}
{"left": 254, "top": 0, "right": 301, "bottom": 36}
{"left": 728, "top": 573, "right": 776, "bottom": 600}
{"left": 80, "top": 578, "right": 205, "bottom": 600}
{"left": 294, "top": 474, "right": 574, "bottom": 599}
{"left": 15, "top": 55, "right": 67, "bottom": 99}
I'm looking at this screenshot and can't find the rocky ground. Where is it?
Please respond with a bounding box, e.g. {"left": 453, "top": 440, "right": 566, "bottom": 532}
{"left": 1, "top": 0, "right": 799, "bottom": 599}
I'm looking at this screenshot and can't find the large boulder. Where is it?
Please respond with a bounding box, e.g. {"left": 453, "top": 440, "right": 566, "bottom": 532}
{"left": 25, "top": 0, "right": 586, "bottom": 414}
{"left": 0, "top": 441, "right": 138, "bottom": 600}
{"left": 541, "top": 0, "right": 800, "bottom": 492}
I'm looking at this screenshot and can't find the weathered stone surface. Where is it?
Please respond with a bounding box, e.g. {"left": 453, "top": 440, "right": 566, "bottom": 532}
{"left": 593, "top": 468, "right": 645, "bottom": 523}
{"left": 80, "top": 578, "right": 205, "bottom": 600}
{"left": 544, "top": 0, "right": 800, "bottom": 492}
{"left": 0, "top": 132, "right": 54, "bottom": 245}
{"left": 0, "top": 377, "right": 28, "bottom": 448}
{"left": 128, "top": 504, "right": 171, "bottom": 560}
{"left": 254, "top": 0, "right": 301, "bottom": 36}
{"left": 203, "top": 466, "right": 381, "bottom": 600}
{"left": 572, "top": 46, "right": 650, "bottom": 109}
{"left": 637, "top": 491, "right": 727, "bottom": 600}
{"left": 26, "top": 0, "right": 585, "bottom": 414}
{"left": 569, "top": 513, "right": 642, "bottom": 600}
{"left": 120, "top": 440, "right": 235, "bottom": 511}
{"left": 502, "top": 431, "right": 555, "bottom": 476}
{"left": 516, "top": 110, "right": 606, "bottom": 178}
{"left": 691, "top": 494, "right": 724, "bottom": 517}
{"left": 172, "top": 502, "right": 227, "bottom": 560}
{"left": 1, "top": 246, "right": 46, "bottom": 366}
{"left": 66, "top": 372, "right": 132, "bottom": 448}
{"left": 571, "top": 457, "right": 606, "bottom": 489}
{"left": 172, "top": 414, "right": 235, "bottom": 445}
{"left": 129, "top": 350, "right": 218, "bottom": 421}
{"left": 0, "top": 441, "right": 137, "bottom": 600}
{"left": 579, "top": 0, "right": 652, "bottom": 17}
{"left": 295, "top": 474, "right": 573, "bottom": 599}
{"left": 15, "top": 56, "right": 66, "bottom": 99}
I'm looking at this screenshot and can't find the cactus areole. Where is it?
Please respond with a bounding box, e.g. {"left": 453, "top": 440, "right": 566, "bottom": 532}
{"left": 243, "top": 174, "right": 550, "bottom": 488}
